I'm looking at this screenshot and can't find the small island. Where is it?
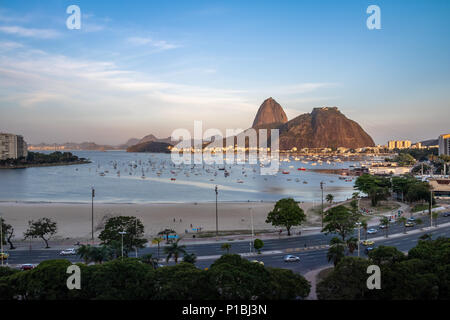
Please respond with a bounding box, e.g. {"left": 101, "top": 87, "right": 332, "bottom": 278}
{"left": 0, "top": 151, "right": 91, "bottom": 169}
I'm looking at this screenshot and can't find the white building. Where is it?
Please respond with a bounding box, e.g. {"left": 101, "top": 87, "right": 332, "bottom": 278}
{"left": 0, "top": 133, "right": 28, "bottom": 160}
{"left": 439, "top": 134, "right": 450, "bottom": 156}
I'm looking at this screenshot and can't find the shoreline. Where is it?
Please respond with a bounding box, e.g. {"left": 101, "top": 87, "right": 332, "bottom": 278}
{"left": 0, "top": 201, "right": 318, "bottom": 241}
{"left": 0, "top": 160, "right": 91, "bottom": 169}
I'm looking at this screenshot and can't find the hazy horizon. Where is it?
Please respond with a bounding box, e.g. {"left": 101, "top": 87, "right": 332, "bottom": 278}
{"left": 1, "top": 0, "right": 449, "bottom": 145}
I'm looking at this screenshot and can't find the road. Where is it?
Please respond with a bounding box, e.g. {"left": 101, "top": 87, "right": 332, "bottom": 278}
{"left": 3, "top": 213, "right": 450, "bottom": 274}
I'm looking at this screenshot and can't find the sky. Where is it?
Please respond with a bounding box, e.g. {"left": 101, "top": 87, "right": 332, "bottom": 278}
{"left": 0, "top": 0, "right": 449, "bottom": 145}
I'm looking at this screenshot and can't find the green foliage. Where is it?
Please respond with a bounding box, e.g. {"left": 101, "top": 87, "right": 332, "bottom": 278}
{"left": 23, "top": 217, "right": 57, "bottom": 248}
{"left": 0, "top": 218, "right": 14, "bottom": 248}
{"left": 317, "top": 238, "right": 450, "bottom": 300}
{"left": 327, "top": 237, "right": 346, "bottom": 266}
{"left": 322, "top": 205, "right": 359, "bottom": 242}
{"left": 164, "top": 239, "right": 187, "bottom": 264}
{"left": 140, "top": 254, "right": 160, "bottom": 269}
{"left": 182, "top": 253, "right": 197, "bottom": 264}
{"left": 253, "top": 239, "right": 264, "bottom": 254}
{"left": 98, "top": 216, "right": 147, "bottom": 255}
{"left": 0, "top": 151, "right": 87, "bottom": 166}
{"left": 354, "top": 174, "right": 391, "bottom": 206}
{"left": 221, "top": 243, "right": 231, "bottom": 254}
{"left": 392, "top": 153, "right": 416, "bottom": 166}
{"left": 266, "top": 198, "right": 306, "bottom": 235}
{"left": 76, "top": 245, "right": 114, "bottom": 264}
{"left": 326, "top": 194, "right": 334, "bottom": 204}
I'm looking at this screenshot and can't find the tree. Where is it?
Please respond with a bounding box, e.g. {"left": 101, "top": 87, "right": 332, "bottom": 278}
{"left": 327, "top": 237, "right": 346, "bottom": 266}
{"left": 361, "top": 221, "right": 368, "bottom": 240}
{"left": 380, "top": 217, "right": 390, "bottom": 238}
{"left": 346, "top": 237, "right": 358, "bottom": 255}
{"left": 221, "top": 243, "right": 232, "bottom": 254}
{"left": 397, "top": 216, "right": 407, "bottom": 234}
{"left": 1, "top": 218, "right": 15, "bottom": 250}
{"left": 140, "top": 253, "right": 160, "bottom": 269}
{"left": 253, "top": 239, "right": 264, "bottom": 254}
{"left": 393, "top": 153, "right": 416, "bottom": 166}
{"left": 368, "top": 246, "right": 405, "bottom": 266}
{"left": 158, "top": 228, "right": 176, "bottom": 244}
{"left": 419, "top": 233, "right": 432, "bottom": 241}
{"left": 266, "top": 198, "right": 306, "bottom": 236}
{"left": 354, "top": 174, "right": 391, "bottom": 206}
{"left": 98, "top": 216, "right": 147, "bottom": 255}
{"left": 182, "top": 253, "right": 197, "bottom": 264}
{"left": 322, "top": 205, "right": 359, "bottom": 242}
{"left": 415, "top": 218, "right": 424, "bottom": 230}
{"left": 326, "top": 194, "right": 334, "bottom": 204}
{"left": 151, "top": 237, "right": 163, "bottom": 260}
{"left": 77, "top": 244, "right": 94, "bottom": 264}
{"left": 90, "top": 246, "right": 114, "bottom": 264}
{"left": 23, "top": 217, "right": 57, "bottom": 248}
{"left": 164, "top": 239, "right": 186, "bottom": 264}
{"left": 432, "top": 212, "right": 439, "bottom": 227}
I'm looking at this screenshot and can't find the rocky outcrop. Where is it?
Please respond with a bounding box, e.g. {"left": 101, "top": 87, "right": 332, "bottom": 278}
{"left": 252, "top": 97, "right": 288, "bottom": 128}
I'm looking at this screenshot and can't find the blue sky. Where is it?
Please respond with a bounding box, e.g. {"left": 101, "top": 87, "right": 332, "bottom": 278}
{"left": 0, "top": 0, "right": 449, "bottom": 145}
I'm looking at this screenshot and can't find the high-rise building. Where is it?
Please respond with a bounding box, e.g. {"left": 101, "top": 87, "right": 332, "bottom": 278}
{"left": 0, "top": 133, "right": 28, "bottom": 160}
{"left": 387, "top": 140, "right": 411, "bottom": 150}
{"left": 439, "top": 134, "right": 450, "bottom": 156}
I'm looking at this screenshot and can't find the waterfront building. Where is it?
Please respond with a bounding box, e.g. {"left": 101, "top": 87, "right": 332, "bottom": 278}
{"left": 387, "top": 140, "right": 411, "bottom": 150}
{"left": 438, "top": 134, "right": 450, "bottom": 156}
{"left": 0, "top": 133, "right": 28, "bottom": 160}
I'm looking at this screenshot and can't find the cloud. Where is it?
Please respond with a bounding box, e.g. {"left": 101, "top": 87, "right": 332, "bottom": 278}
{"left": 127, "top": 36, "right": 180, "bottom": 51}
{"left": 0, "top": 25, "right": 60, "bottom": 39}
{"left": 0, "top": 41, "right": 24, "bottom": 50}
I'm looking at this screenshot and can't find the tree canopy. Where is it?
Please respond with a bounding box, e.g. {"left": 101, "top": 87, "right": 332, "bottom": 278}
{"left": 266, "top": 198, "right": 306, "bottom": 235}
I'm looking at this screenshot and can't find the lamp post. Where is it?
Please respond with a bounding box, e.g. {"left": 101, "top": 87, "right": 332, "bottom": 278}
{"left": 91, "top": 187, "right": 95, "bottom": 244}
{"left": 0, "top": 215, "right": 3, "bottom": 266}
{"left": 430, "top": 188, "right": 433, "bottom": 228}
{"left": 356, "top": 222, "right": 362, "bottom": 257}
{"left": 215, "top": 185, "right": 218, "bottom": 240}
{"left": 320, "top": 181, "right": 324, "bottom": 228}
{"left": 119, "top": 231, "right": 127, "bottom": 260}
{"left": 249, "top": 207, "right": 254, "bottom": 254}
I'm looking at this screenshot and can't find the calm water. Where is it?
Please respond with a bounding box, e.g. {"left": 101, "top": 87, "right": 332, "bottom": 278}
{"left": 0, "top": 151, "right": 364, "bottom": 203}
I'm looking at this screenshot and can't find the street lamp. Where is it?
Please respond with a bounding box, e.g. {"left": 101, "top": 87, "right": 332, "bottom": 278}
{"left": 320, "top": 181, "right": 325, "bottom": 228}
{"left": 215, "top": 185, "right": 218, "bottom": 240}
{"left": 356, "top": 222, "right": 362, "bottom": 257}
{"left": 119, "top": 231, "right": 127, "bottom": 260}
{"left": 430, "top": 188, "right": 433, "bottom": 228}
{"left": 91, "top": 187, "right": 95, "bottom": 244}
{"left": 249, "top": 207, "right": 254, "bottom": 254}
{"left": 0, "top": 214, "right": 3, "bottom": 266}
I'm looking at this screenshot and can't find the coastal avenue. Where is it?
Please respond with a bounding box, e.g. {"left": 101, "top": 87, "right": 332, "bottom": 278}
{"left": 5, "top": 215, "right": 450, "bottom": 274}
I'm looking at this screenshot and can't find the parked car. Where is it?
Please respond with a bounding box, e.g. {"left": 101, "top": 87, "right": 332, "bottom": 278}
{"left": 405, "top": 222, "right": 414, "bottom": 227}
{"left": 283, "top": 255, "right": 300, "bottom": 262}
{"left": 407, "top": 217, "right": 416, "bottom": 222}
{"left": 361, "top": 240, "right": 374, "bottom": 246}
{"left": 367, "top": 228, "right": 378, "bottom": 234}
{"left": 443, "top": 212, "right": 450, "bottom": 217}
{"left": 59, "top": 248, "right": 77, "bottom": 256}
{"left": 364, "top": 247, "right": 374, "bottom": 254}
{"left": 379, "top": 224, "right": 387, "bottom": 229}
{"left": 20, "top": 264, "right": 36, "bottom": 271}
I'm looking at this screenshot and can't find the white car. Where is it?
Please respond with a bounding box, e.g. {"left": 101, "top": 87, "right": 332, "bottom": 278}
{"left": 59, "top": 248, "right": 76, "bottom": 256}
{"left": 367, "top": 228, "right": 378, "bottom": 234}
{"left": 284, "top": 255, "right": 300, "bottom": 262}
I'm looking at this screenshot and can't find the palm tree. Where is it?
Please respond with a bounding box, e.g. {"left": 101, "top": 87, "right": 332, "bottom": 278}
{"left": 326, "top": 194, "right": 334, "bottom": 205}
{"left": 183, "top": 253, "right": 197, "bottom": 264}
{"left": 432, "top": 212, "right": 439, "bottom": 227}
{"left": 352, "top": 192, "right": 360, "bottom": 200}
{"left": 346, "top": 237, "right": 358, "bottom": 255}
{"left": 140, "top": 253, "right": 159, "bottom": 269}
{"left": 380, "top": 217, "right": 390, "bottom": 238}
{"left": 397, "top": 216, "right": 407, "bottom": 234}
{"left": 152, "top": 237, "right": 163, "bottom": 260}
{"left": 164, "top": 239, "right": 187, "bottom": 264}
{"left": 221, "top": 243, "right": 231, "bottom": 254}
{"left": 361, "top": 221, "right": 368, "bottom": 240}
{"left": 158, "top": 229, "right": 176, "bottom": 244}
{"left": 76, "top": 244, "right": 93, "bottom": 264}
{"left": 327, "top": 237, "right": 345, "bottom": 266}
{"left": 90, "top": 246, "right": 113, "bottom": 264}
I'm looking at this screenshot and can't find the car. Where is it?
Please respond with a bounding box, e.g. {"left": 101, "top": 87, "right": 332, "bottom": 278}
{"left": 284, "top": 255, "right": 300, "bottom": 262}
{"left": 443, "top": 212, "right": 450, "bottom": 217}
{"left": 405, "top": 222, "right": 414, "bottom": 227}
{"left": 364, "top": 247, "right": 374, "bottom": 254}
{"left": 20, "top": 264, "right": 36, "bottom": 271}
{"left": 379, "top": 224, "right": 387, "bottom": 229}
{"left": 0, "top": 252, "right": 9, "bottom": 260}
{"left": 59, "top": 248, "right": 77, "bottom": 256}
{"left": 407, "top": 217, "right": 416, "bottom": 222}
{"left": 367, "top": 228, "right": 377, "bottom": 234}
{"left": 361, "top": 240, "right": 374, "bottom": 246}
{"left": 250, "top": 260, "right": 264, "bottom": 266}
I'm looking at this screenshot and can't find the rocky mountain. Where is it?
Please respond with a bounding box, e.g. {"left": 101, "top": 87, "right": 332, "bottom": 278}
{"left": 252, "top": 97, "right": 288, "bottom": 128}
{"left": 277, "top": 107, "right": 375, "bottom": 149}
{"left": 126, "top": 141, "right": 173, "bottom": 153}
{"left": 138, "top": 134, "right": 176, "bottom": 145}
